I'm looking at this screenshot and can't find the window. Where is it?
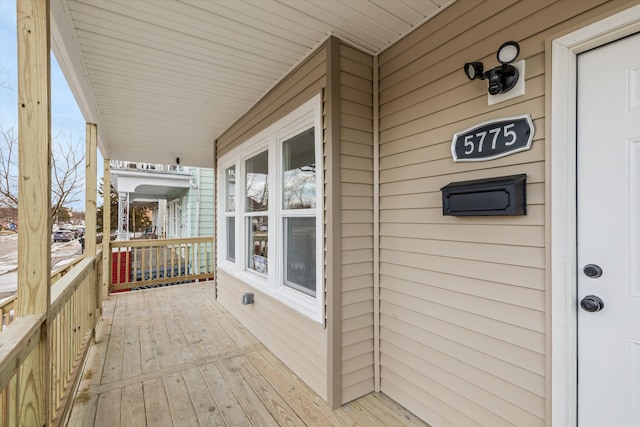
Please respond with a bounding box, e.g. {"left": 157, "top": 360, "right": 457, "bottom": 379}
{"left": 224, "top": 166, "right": 236, "bottom": 262}
{"left": 283, "top": 128, "right": 316, "bottom": 210}
{"left": 282, "top": 128, "right": 317, "bottom": 296}
{"left": 218, "top": 95, "right": 323, "bottom": 321}
{"left": 245, "top": 151, "right": 268, "bottom": 274}
{"left": 284, "top": 217, "right": 316, "bottom": 296}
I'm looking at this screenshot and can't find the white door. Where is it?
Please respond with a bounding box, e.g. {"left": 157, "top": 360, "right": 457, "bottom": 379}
{"left": 577, "top": 32, "right": 640, "bottom": 427}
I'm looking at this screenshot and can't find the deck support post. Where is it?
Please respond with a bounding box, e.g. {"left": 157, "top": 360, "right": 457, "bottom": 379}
{"left": 117, "top": 191, "right": 130, "bottom": 240}
{"left": 101, "top": 159, "right": 111, "bottom": 307}
{"left": 85, "top": 123, "right": 98, "bottom": 326}
{"left": 85, "top": 123, "right": 97, "bottom": 257}
{"left": 16, "top": 0, "right": 51, "bottom": 424}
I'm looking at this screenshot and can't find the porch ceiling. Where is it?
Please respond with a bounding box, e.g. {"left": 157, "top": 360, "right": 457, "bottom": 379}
{"left": 50, "top": 0, "right": 453, "bottom": 168}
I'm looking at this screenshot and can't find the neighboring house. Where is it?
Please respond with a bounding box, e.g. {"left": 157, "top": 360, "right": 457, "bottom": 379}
{"left": 110, "top": 162, "right": 214, "bottom": 239}
{"left": 165, "top": 167, "right": 215, "bottom": 238}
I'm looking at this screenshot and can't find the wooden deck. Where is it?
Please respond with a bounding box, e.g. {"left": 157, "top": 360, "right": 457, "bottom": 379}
{"left": 67, "top": 282, "right": 429, "bottom": 426}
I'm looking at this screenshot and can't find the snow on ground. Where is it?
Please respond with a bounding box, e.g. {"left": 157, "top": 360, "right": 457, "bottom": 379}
{"left": 0, "top": 263, "right": 17, "bottom": 275}
{"left": 0, "top": 236, "right": 82, "bottom": 295}
{"left": 0, "top": 233, "right": 17, "bottom": 242}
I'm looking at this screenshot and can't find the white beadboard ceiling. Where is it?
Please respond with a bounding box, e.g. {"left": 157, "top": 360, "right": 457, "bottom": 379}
{"left": 51, "top": 0, "right": 453, "bottom": 168}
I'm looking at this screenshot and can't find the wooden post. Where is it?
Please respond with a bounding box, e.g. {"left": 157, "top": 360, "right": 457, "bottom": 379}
{"left": 101, "top": 159, "right": 111, "bottom": 306}
{"left": 16, "top": 0, "right": 51, "bottom": 424}
{"left": 85, "top": 123, "right": 97, "bottom": 257}
{"left": 85, "top": 123, "right": 98, "bottom": 330}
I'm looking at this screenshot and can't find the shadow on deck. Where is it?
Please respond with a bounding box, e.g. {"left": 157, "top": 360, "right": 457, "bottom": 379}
{"left": 67, "top": 282, "right": 429, "bottom": 426}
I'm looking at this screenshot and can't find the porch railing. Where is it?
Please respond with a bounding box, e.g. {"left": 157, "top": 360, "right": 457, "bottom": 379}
{"left": 0, "top": 253, "right": 102, "bottom": 426}
{"left": 0, "top": 296, "right": 16, "bottom": 330}
{"left": 110, "top": 236, "right": 215, "bottom": 292}
{"left": 51, "top": 256, "right": 86, "bottom": 285}
{"left": 0, "top": 254, "right": 88, "bottom": 332}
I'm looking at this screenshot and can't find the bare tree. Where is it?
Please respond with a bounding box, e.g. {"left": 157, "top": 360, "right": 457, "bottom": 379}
{"left": 51, "top": 130, "right": 84, "bottom": 221}
{"left": 283, "top": 165, "right": 315, "bottom": 209}
{"left": 0, "top": 127, "right": 19, "bottom": 210}
{"left": 0, "top": 124, "right": 85, "bottom": 222}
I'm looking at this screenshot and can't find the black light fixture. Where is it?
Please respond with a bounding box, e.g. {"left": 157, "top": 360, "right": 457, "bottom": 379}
{"left": 464, "top": 41, "right": 520, "bottom": 95}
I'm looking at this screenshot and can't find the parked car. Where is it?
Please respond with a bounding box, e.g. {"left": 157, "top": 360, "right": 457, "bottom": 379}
{"left": 53, "top": 230, "right": 74, "bottom": 242}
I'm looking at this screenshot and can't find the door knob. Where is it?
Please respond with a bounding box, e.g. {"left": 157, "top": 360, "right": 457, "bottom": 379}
{"left": 580, "top": 295, "right": 604, "bottom": 312}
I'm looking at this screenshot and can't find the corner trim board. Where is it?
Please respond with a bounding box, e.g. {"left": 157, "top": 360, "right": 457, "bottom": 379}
{"left": 325, "top": 35, "right": 343, "bottom": 409}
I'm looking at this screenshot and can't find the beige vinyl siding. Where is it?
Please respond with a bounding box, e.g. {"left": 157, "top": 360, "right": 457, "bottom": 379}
{"left": 377, "top": 0, "right": 628, "bottom": 426}
{"left": 216, "top": 270, "right": 328, "bottom": 397}
{"left": 339, "top": 43, "right": 375, "bottom": 403}
{"left": 215, "top": 46, "right": 329, "bottom": 399}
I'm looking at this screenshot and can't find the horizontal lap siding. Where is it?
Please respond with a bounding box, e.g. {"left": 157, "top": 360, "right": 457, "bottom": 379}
{"left": 377, "top": 0, "right": 624, "bottom": 426}
{"left": 195, "top": 168, "right": 215, "bottom": 236}
{"left": 216, "top": 271, "right": 327, "bottom": 397}
{"left": 215, "top": 47, "right": 328, "bottom": 399}
{"left": 339, "top": 43, "right": 375, "bottom": 403}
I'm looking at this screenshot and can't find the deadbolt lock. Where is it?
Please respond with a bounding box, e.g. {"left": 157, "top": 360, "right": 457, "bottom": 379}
{"left": 580, "top": 295, "right": 604, "bottom": 312}
{"left": 583, "top": 264, "right": 603, "bottom": 278}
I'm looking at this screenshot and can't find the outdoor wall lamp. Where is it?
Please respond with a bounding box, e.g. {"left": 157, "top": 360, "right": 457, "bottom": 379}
{"left": 464, "top": 41, "right": 520, "bottom": 95}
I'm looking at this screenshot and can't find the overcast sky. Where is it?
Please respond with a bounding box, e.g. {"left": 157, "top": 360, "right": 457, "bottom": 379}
{"left": 1, "top": 1, "right": 98, "bottom": 211}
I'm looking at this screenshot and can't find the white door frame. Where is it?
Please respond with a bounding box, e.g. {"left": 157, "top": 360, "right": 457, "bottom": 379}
{"left": 550, "top": 4, "right": 640, "bottom": 426}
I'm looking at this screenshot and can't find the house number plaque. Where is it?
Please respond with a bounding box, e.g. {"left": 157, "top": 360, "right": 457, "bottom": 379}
{"left": 451, "top": 114, "right": 534, "bottom": 162}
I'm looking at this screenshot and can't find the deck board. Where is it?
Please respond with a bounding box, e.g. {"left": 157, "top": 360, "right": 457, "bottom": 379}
{"left": 67, "top": 282, "right": 430, "bottom": 426}
{"left": 142, "top": 377, "right": 172, "bottom": 427}
{"left": 138, "top": 291, "right": 159, "bottom": 374}
{"left": 199, "top": 361, "right": 252, "bottom": 426}
{"left": 147, "top": 290, "right": 179, "bottom": 369}
{"left": 120, "top": 383, "right": 145, "bottom": 427}
{"left": 101, "top": 292, "right": 127, "bottom": 384}
{"left": 182, "top": 366, "right": 227, "bottom": 426}
{"left": 122, "top": 291, "right": 141, "bottom": 379}
{"left": 163, "top": 290, "right": 195, "bottom": 365}
{"left": 94, "top": 389, "right": 120, "bottom": 427}
{"left": 163, "top": 371, "right": 200, "bottom": 426}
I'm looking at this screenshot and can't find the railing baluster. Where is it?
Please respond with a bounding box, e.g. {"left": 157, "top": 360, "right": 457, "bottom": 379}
{"left": 0, "top": 254, "right": 101, "bottom": 425}
{"left": 155, "top": 245, "right": 160, "bottom": 282}
{"left": 171, "top": 244, "right": 175, "bottom": 281}
{"left": 108, "top": 237, "right": 214, "bottom": 291}
{"left": 117, "top": 248, "right": 122, "bottom": 286}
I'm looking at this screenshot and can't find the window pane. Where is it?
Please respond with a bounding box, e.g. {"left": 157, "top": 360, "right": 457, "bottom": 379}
{"left": 247, "top": 216, "right": 268, "bottom": 274}
{"left": 225, "top": 166, "right": 235, "bottom": 212}
{"left": 245, "top": 151, "right": 268, "bottom": 212}
{"left": 284, "top": 217, "right": 316, "bottom": 296}
{"left": 283, "top": 129, "right": 316, "bottom": 210}
{"left": 226, "top": 216, "right": 235, "bottom": 262}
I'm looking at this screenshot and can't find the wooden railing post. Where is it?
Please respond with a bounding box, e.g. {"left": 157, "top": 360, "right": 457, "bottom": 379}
{"left": 16, "top": 0, "right": 51, "bottom": 424}
{"left": 100, "top": 159, "right": 111, "bottom": 308}
{"left": 86, "top": 124, "right": 98, "bottom": 326}
{"left": 85, "top": 123, "right": 97, "bottom": 257}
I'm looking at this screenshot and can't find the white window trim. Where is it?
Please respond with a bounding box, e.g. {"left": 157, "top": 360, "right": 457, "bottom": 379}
{"left": 221, "top": 165, "right": 237, "bottom": 263}
{"left": 217, "top": 94, "right": 324, "bottom": 322}
{"left": 550, "top": 6, "right": 640, "bottom": 427}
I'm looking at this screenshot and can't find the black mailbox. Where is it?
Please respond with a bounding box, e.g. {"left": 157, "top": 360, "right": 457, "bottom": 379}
{"left": 441, "top": 174, "right": 526, "bottom": 216}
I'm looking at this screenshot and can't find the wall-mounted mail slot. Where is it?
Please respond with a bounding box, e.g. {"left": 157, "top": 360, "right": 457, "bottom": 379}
{"left": 441, "top": 174, "right": 526, "bottom": 216}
